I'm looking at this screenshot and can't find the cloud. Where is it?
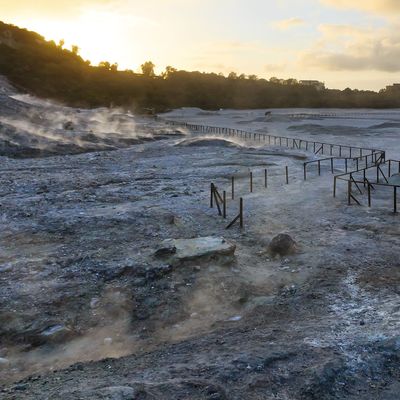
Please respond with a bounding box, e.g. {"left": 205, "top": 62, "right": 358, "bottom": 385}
{"left": 300, "top": 23, "right": 400, "bottom": 72}
{"left": 264, "top": 63, "right": 286, "bottom": 72}
{"left": 0, "top": 0, "right": 115, "bottom": 17}
{"left": 273, "top": 17, "right": 305, "bottom": 31}
{"left": 320, "top": 0, "right": 400, "bottom": 15}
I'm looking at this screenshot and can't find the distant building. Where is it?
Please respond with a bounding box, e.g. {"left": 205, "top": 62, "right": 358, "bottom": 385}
{"left": 299, "top": 80, "right": 326, "bottom": 91}
{"left": 385, "top": 83, "right": 400, "bottom": 91}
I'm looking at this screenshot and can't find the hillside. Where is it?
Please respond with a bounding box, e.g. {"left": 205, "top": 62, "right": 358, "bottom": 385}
{"left": 1, "top": 21, "right": 400, "bottom": 111}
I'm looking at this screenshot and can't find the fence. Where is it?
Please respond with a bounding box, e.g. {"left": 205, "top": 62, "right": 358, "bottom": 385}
{"left": 303, "top": 151, "right": 385, "bottom": 180}
{"left": 334, "top": 159, "right": 400, "bottom": 213}
{"left": 162, "top": 118, "right": 385, "bottom": 162}
{"left": 210, "top": 165, "right": 295, "bottom": 229}
{"left": 161, "top": 118, "right": 392, "bottom": 225}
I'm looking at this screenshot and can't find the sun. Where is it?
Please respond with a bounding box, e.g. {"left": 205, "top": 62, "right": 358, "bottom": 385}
{"left": 8, "top": 9, "right": 141, "bottom": 70}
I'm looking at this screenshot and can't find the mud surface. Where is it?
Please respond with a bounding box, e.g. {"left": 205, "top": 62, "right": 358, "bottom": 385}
{"left": 0, "top": 93, "right": 399, "bottom": 399}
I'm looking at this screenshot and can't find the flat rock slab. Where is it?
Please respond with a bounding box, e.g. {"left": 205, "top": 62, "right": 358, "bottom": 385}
{"left": 157, "top": 237, "right": 236, "bottom": 262}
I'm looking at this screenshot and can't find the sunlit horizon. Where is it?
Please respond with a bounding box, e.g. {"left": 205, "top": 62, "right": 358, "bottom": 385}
{"left": 1, "top": 0, "right": 400, "bottom": 91}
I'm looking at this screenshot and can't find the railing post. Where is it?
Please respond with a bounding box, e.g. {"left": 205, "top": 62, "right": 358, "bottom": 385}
{"left": 394, "top": 187, "right": 397, "bottom": 214}
{"left": 264, "top": 169, "right": 268, "bottom": 188}
{"left": 210, "top": 183, "right": 214, "bottom": 208}
{"left": 303, "top": 163, "right": 307, "bottom": 180}
{"left": 368, "top": 183, "right": 371, "bottom": 207}
{"left": 250, "top": 171, "right": 253, "bottom": 193}
{"left": 223, "top": 191, "right": 226, "bottom": 219}
{"left": 333, "top": 176, "right": 337, "bottom": 198}
{"left": 231, "top": 176, "right": 235, "bottom": 200}
{"left": 348, "top": 180, "right": 352, "bottom": 205}
{"left": 239, "top": 197, "right": 243, "bottom": 228}
{"left": 285, "top": 166, "right": 289, "bottom": 184}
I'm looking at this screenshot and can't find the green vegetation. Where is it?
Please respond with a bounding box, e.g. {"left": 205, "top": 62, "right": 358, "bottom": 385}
{"left": 1, "top": 21, "right": 399, "bottom": 112}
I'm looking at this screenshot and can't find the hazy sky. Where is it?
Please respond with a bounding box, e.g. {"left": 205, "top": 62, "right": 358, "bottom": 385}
{"left": 1, "top": 0, "right": 400, "bottom": 90}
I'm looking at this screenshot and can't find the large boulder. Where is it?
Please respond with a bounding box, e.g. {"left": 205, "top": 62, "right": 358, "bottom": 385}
{"left": 269, "top": 234, "right": 297, "bottom": 256}
{"left": 155, "top": 237, "right": 236, "bottom": 263}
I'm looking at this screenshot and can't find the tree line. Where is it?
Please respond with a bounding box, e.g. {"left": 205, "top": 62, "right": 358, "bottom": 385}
{"left": 0, "top": 21, "right": 399, "bottom": 112}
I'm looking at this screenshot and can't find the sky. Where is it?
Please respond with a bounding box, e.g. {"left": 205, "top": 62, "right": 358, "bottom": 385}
{"left": 1, "top": 0, "right": 400, "bottom": 90}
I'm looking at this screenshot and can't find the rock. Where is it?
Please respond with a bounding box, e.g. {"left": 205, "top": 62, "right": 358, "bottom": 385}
{"left": 268, "top": 234, "right": 297, "bottom": 256}
{"left": 90, "top": 297, "right": 100, "bottom": 308}
{"left": 13, "top": 383, "right": 28, "bottom": 391}
{"left": 40, "top": 324, "right": 72, "bottom": 343}
{"left": 0, "top": 263, "right": 13, "bottom": 273}
{"left": 63, "top": 121, "right": 74, "bottom": 130}
{"left": 156, "top": 237, "right": 236, "bottom": 262}
{"left": 0, "top": 357, "right": 9, "bottom": 367}
{"left": 102, "top": 386, "right": 136, "bottom": 400}
{"left": 154, "top": 244, "right": 177, "bottom": 258}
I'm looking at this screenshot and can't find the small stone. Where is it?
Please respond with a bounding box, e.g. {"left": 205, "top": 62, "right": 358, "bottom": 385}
{"left": 269, "top": 234, "right": 297, "bottom": 256}
{"left": 0, "top": 357, "right": 9, "bottom": 366}
{"left": 90, "top": 298, "right": 100, "bottom": 308}
{"left": 228, "top": 315, "right": 242, "bottom": 322}
{"left": 102, "top": 386, "right": 135, "bottom": 399}
{"left": 40, "top": 324, "right": 72, "bottom": 343}
{"left": 154, "top": 245, "right": 177, "bottom": 258}
{"left": 13, "top": 383, "right": 28, "bottom": 391}
{"left": 104, "top": 337, "right": 113, "bottom": 345}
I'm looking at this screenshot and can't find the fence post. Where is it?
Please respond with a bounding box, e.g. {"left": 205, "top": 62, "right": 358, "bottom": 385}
{"left": 348, "top": 180, "right": 352, "bottom": 205}
{"left": 223, "top": 191, "right": 227, "bottom": 218}
{"left": 239, "top": 197, "right": 243, "bottom": 228}
{"left": 394, "top": 187, "right": 397, "bottom": 214}
{"left": 210, "top": 183, "right": 214, "bottom": 208}
{"left": 330, "top": 158, "right": 334, "bottom": 173}
{"left": 333, "top": 176, "right": 337, "bottom": 198}
{"left": 303, "top": 163, "right": 307, "bottom": 180}
{"left": 318, "top": 160, "right": 321, "bottom": 176}
{"left": 250, "top": 171, "right": 253, "bottom": 193}
{"left": 368, "top": 183, "right": 371, "bottom": 207}
{"left": 231, "top": 176, "right": 235, "bottom": 200}
{"left": 285, "top": 166, "right": 289, "bottom": 184}
{"left": 264, "top": 169, "right": 268, "bottom": 188}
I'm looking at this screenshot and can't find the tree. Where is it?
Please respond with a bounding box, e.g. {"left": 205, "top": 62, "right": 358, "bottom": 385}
{"left": 99, "top": 61, "right": 111, "bottom": 70}
{"left": 71, "top": 45, "right": 79, "bottom": 55}
{"left": 141, "top": 61, "right": 155, "bottom": 77}
{"left": 228, "top": 72, "right": 238, "bottom": 79}
{"left": 285, "top": 78, "right": 298, "bottom": 85}
{"left": 98, "top": 61, "right": 118, "bottom": 71}
{"left": 58, "top": 39, "right": 65, "bottom": 49}
{"left": 162, "top": 65, "right": 177, "bottom": 79}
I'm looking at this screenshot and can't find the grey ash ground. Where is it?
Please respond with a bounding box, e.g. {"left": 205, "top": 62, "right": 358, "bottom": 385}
{"left": 0, "top": 81, "right": 400, "bottom": 399}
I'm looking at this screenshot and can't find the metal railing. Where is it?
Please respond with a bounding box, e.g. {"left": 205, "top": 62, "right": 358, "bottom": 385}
{"left": 334, "top": 159, "right": 400, "bottom": 213}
